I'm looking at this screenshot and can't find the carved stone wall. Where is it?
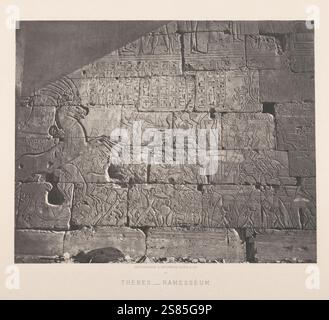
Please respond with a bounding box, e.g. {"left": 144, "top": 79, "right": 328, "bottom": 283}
{"left": 15, "top": 21, "right": 316, "bottom": 263}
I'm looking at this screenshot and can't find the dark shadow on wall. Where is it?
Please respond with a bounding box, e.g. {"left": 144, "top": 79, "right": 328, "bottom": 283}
{"left": 17, "top": 20, "right": 170, "bottom": 97}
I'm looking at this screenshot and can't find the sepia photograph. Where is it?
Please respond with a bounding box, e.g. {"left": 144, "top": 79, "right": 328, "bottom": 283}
{"left": 15, "top": 19, "right": 316, "bottom": 264}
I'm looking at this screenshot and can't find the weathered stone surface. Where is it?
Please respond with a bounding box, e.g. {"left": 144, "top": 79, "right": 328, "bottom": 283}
{"left": 63, "top": 227, "right": 145, "bottom": 258}
{"left": 222, "top": 113, "right": 275, "bottom": 149}
{"left": 146, "top": 227, "right": 246, "bottom": 262}
{"left": 258, "top": 20, "right": 313, "bottom": 34}
{"left": 16, "top": 135, "right": 119, "bottom": 183}
{"left": 288, "top": 150, "right": 316, "bottom": 177}
{"left": 246, "top": 35, "right": 290, "bottom": 69}
{"left": 289, "top": 33, "right": 314, "bottom": 72}
{"left": 16, "top": 182, "right": 73, "bottom": 229}
{"left": 16, "top": 145, "right": 63, "bottom": 182}
{"left": 183, "top": 32, "right": 245, "bottom": 70}
{"left": 15, "top": 229, "right": 65, "bottom": 256}
{"left": 261, "top": 186, "right": 316, "bottom": 229}
{"left": 128, "top": 184, "right": 203, "bottom": 227}
{"left": 70, "top": 27, "right": 182, "bottom": 78}
{"left": 173, "top": 111, "right": 220, "bottom": 130}
{"left": 208, "top": 151, "right": 244, "bottom": 184}
{"left": 30, "top": 141, "right": 144, "bottom": 185}
{"left": 75, "top": 77, "right": 140, "bottom": 106}
{"left": 177, "top": 21, "right": 231, "bottom": 33}
{"left": 231, "top": 21, "right": 259, "bottom": 35}
{"left": 149, "top": 164, "right": 207, "bottom": 184}
{"left": 252, "top": 229, "right": 316, "bottom": 262}
{"left": 70, "top": 30, "right": 182, "bottom": 78}
{"left": 121, "top": 108, "right": 172, "bottom": 131}
{"left": 259, "top": 71, "right": 314, "bottom": 102}
{"left": 107, "top": 164, "right": 148, "bottom": 184}
{"left": 303, "top": 177, "right": 316, "bottom": 200}
{"left": 152, "top": 21, "right": 180, "bottom": 34}
{"left": 61, "top": 141, "right": 111, "bottom": 183}
{"left": 16, "top": 136, "right": 57, "bottom": 159}
{"left": 80, "top": 105, "right": 122, "bottom": 137}
{"left": 247, "top": 33, "right": 314, "bottom": 72}
{"left": 117, "top": 30, "right": 181, "bottom": 56}
{"left": 16, "top": 106, "right": 56, "bottom": 136}
{"left": 208, "top": 150, "right": 296, "bottom": 185}
{"left": 173, "top": 111, "right": 221, "bottom": 149}
{"left": 71, "top": 59, "right": 182, "bottom": 78}
{"left": 177, "top": 21, "right": 258, "bottom": 35}
{"left": 139, "top": 76, "right": 195, "bottom": 111}
{"left": 275, "top": 102, "right": 315, "bottom": 151}
{"left": 15, "top": 183, "right": 22, "bottom": 218}
{"left": 149, "top": 150, "right": 295, "bottom": 186}
{"left": 195, "top": 70, "right": 262, "bottom": 112}
{"left": 71, "top": 183, "right": 127, "bottom": 227}
{"left": 202, "top": 185, "right": 261, "bottom": 228}
{"left": 239, "top": 150, "right": 296, "bottom": 185}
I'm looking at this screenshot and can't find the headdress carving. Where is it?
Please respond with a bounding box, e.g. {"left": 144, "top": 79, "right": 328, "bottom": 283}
{"left": 39, "top": 76, "right": 82, "bottom": 107}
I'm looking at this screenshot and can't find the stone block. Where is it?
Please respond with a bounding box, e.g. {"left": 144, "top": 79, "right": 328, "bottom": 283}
{"left": 177, "top": 21, "right": 231, "bottom": 33}
{"left": 208, "top": 150, "right": 296, "bottom": 185}
{"left": 275, "top": 102, "right": 315, "bottom": 151}
{"left": 128, "top": 184, "right": 203, "bottom": 227}
{"left": 239, "top": 150, "right": 296, "bottom": 185}
{"left": 208, "top": 150, "right": 244, "bottom": 184}
{"left": 288, "top": 150, "right": 316, "bottom": 177}
{"left": 173, "top": 111, "right": 221, "bottom": 150}
{"left": 71, "top": 183, "right": 128, "bottom": 227}
{"left": 15, "top": 229, "right": 65, "bottom": 257}
{"left": 16, "top": 106, "right": 56, "bottom": 136}
{"left": 16, "top": 135, "right": 57, "bottom": 159}
{"left": 149, "top": 164, "right": 207, "bottom": 184}
{"left": 15, "top": 183, "right": 21, "bottom": 218}
{"left": 80, "top": 105, "right": 122, "bottom": 137}
{"left": 195, "top": 70, "right": 262, "bottom": 112}
{"left": 247, "top": 33, "right": 314, "bottom": 72}
{"left": 173, "top": 111, "right": 220, "bottom": 130}
{"left": 246, "top": 35, "right": 290, "bottom": 69}
{"left": 70, "top": 31, "right": 182, "bottom": 78}
{"left": 231, "top": 21, "right": 259, "bottom": 35}
{"left": 139, "top": 76, "right": 195, "bottom": 111}
{"left": 183, "top": 32, "right": 245, "bottom": 70}
{"left": 259, "top": 70, "right": 314, "bottom": 102}
{"left": 289, "top": 33, "right": 314, "bottom": 72}
{"left": 178, "top": 21, "right": 258, "bottom": 35}
{"left": 258, "top": 20, "right": 313, "bottom": 34}
{"left": 261, "top": 186, "right": 316, "bottom": 229}
{"left": 302, "top": 177, "right": 316, "bottom": 200}
{"left": 121, "top": 108, "right": 172, "bottom": 130}
{"left": 76, "top": 77, "right": 140, "bottom": 106}
{"left": 252, "top": 229, "right": 316, "bottom": 262}
{"left": 16, "top": 182, "right": 73, "bottom": 229}
{"left": 63, "top": 227, "right": 145, "bottom": 259}
{"left": 222, "top": 113, "right": 275, "bottom": 149}
{"left": 63, "top": 141, "right": 112, "bottom": 183}
{"left": 202, "top": 185, "right": 261, "bottom": 228}
{"left": 146, "top": 227, "right": 246, "bottom": 262}
{"left": 107, "top": 163, "right": 148, "bottom": 184}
